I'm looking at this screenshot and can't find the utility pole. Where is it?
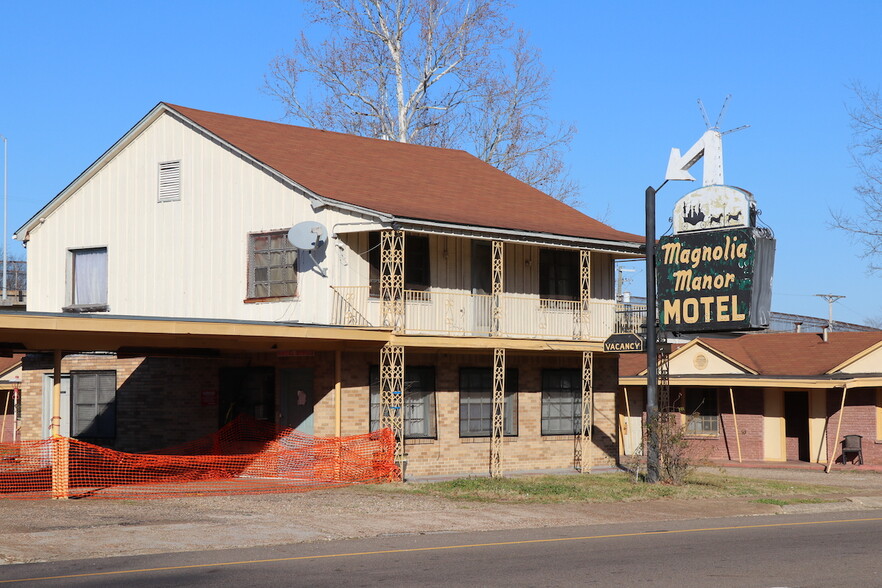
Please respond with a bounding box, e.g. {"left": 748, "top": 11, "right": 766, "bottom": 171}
{"left": 616, "top": 266, "right": 635, "bottom": 303}
{"left": 1, "top": 134, "right": 6, "bottom": 302}
{"left": 814, "top": 294, "right": 844, "bottom": 331}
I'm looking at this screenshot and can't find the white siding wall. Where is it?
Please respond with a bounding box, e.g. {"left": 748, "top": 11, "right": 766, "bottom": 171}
{"left": 26, "top": 113, "right": 359, "bottom": 323}
{"left": 25, "top": 112, "right": 621, "bottom": 326}
{"left": 335, "top": 234, "right": 617, "bottom": 301}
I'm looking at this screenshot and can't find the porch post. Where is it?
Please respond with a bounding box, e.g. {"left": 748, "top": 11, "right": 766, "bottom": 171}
{"left": 623, "top": 386, "right": 633, "bottom": 456}
{"left": 490, "top": 348, "right": 505, "bottom": 477}
{"left": 380, "top": 343, "right": 405, "bottom": 477}
{"left": 579, "top": 351, "right": 593, "bottom": 472}
{"left": 825, "top": 384, "right": 848, "bottom": 473}
{"left": 51, "top": 349, "right": 69, "bottom": 499}
{"left": 579, "top": 250, "right": 591, "bottom": 340}
{"left": 380, "top": 230, "right": 405, "bottom": 334}
{"left": 51, "top": 349, "right": 62, "bottom": 437}
{"left": 492, "top": 241, "right": 503, "bottom": 336}
{"left": 334, "top": 349, "right": 342, "bottom": 437}
{"left": 729, "top": 387, "right": 742, "bottom": 463}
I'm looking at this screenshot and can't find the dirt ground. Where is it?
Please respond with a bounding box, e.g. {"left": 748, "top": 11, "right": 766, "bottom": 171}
{"left": 2, "top": 467, "right": 882, "bottom": 565}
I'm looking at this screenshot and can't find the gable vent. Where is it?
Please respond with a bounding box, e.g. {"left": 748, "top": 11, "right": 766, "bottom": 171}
{"left": 158, "top": 160, "right": 181, "bottom": 202}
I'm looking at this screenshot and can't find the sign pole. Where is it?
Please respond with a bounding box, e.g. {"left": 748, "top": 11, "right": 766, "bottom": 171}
{"left": 645, "top": 186, "right": 660, "bottom": 483}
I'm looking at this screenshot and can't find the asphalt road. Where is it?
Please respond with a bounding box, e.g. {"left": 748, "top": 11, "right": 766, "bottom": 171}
{"left": 3, "top": 510, "right": 881, "bottom": 587}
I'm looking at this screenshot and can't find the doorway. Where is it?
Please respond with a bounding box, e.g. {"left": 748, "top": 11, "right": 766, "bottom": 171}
{"left": 279, "top": 367, "right": 314, "bottom": 434}
{"left": 784, "top": 391, "right": 810, "bottom": 461}
{"left": 471, "top": 241, "right": 493, "bottom": 335}
{"left": 218, "top": 367, "right": 275, "bottom": 427}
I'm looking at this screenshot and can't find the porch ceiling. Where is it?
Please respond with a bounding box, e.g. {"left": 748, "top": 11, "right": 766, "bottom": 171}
{"left": 619, "top": 375, "right": 882, "bottom": 389}
{"left": 0, "top": 312, "right": 390, "bottom": 355}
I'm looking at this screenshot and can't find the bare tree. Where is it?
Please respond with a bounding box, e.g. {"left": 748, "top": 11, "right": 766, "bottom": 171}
{"left": 265, "top": 0, "right": 578, "bottom": 203}
{"left": 833, "top": 83, "right": 882, "bottom": 270}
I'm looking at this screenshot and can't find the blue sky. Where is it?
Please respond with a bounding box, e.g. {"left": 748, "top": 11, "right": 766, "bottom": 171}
{"left": 1, "top": 1, "right": 880, "bottom": 324}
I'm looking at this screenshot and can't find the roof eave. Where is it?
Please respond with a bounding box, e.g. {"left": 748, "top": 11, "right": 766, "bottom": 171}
{"left": 15, "top": 102, "right": 171, "bottom": 240}
{"left": 392, "top": 218, "right": 644, "bottom": 254}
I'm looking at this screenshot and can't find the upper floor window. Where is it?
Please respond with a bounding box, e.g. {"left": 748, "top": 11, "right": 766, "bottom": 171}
{"left": 368, "top": 232, "right": 431, "bottom": 296}
{"left": 158, "top": 160, "right": 181, "bottom": 202}
{"left": 539, "top": 248, "right": 579, "bottom": 301}
{"left": 248, "top": 231, "right": 298, "bottom": 299}
{"left": 65, "top": 247, "right": 108, "bottom": 312}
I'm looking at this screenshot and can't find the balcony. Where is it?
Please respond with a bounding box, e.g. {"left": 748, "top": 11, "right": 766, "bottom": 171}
{"left": 331, "top": 286, "right": 647, "bottom": 341}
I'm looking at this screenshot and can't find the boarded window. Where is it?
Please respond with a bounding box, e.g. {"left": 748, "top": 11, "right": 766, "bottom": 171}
{"left": 369, "top": 366, "right": 436, "bottom": 438}
{"left": 685, "top": 388, "right": 719, "bottom": 435}
{"left": 72, "top": 371, "right": 116, "bottom": 441}
{"left": 459, "top": 367, "right": 517, "bottom": 437}
{"left": 158, "top": 160, "right": 181, "bottom": 202}
{"left": 541, "top": 369, "right": 581, "bottom": 435}
{"left": 248, "top": 231, "right": 298, "bottom": 299}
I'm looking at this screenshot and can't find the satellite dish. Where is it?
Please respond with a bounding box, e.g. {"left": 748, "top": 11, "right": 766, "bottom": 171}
{"left": 287, "top": 221, "right": 329, "bottom": 277}
{"left": 287, "top": 221, "right": 328, "bottom": 252}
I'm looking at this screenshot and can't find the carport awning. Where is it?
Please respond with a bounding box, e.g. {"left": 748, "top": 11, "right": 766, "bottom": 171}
{"left": 0, "top": 311, "right": 392, "bottom": 355}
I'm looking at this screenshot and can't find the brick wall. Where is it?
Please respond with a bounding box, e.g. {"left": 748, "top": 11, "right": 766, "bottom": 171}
{"left": 617, "top": 385, "right": 882, "bottom": 466}
{"left": 685, "top": 387, "right": 766, "bottom": 462}
{"left": 20, "top": 349, "right": 621, "bottom": 477}
{"left": 825, "top": 388, "right": 880, "bottom": 465}
{"left": 335, "top": 351, "right": 619, "bottom": 477}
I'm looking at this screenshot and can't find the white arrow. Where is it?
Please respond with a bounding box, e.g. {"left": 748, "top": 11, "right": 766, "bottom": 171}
{"left": 666, "top": 129, "right": 724, "bottom": 186}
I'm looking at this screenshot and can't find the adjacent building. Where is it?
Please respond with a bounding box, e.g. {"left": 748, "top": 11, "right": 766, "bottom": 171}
{"left": 618, "top": 331, "right": 882, "bottom": 467}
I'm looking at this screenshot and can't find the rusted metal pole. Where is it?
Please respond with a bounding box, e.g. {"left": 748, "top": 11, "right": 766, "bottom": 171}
{"left": 645, "top": 186, "right": 659, "bottom": 483}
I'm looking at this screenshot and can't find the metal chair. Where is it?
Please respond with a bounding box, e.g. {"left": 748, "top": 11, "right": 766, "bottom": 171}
{"left": 841, "top": 435, "right": 864, "bottom": 465}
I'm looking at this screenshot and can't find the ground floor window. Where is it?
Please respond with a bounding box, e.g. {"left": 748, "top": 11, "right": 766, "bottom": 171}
{"left": 459, "top": 367, "right": 518, "bottom": 437}
{"left": 71, "top": 371, "right": 116, "bottom": 442}
{"left": 684, "top": 388, "right": 719, "bottom": 435}
{"left": 541, "top": 369, "right": 581, "bottom": 435}
{"left": 370, "top": 366, "right": 436, "bottom": 438}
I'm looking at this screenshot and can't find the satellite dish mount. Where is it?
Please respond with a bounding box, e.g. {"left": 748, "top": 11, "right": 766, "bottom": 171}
{"left": 287, "top": 221, "right": 329, "bottom": 277}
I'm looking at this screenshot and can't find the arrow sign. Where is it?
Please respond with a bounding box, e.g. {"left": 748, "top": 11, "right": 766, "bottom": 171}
{"left": 666, "top": 129, "right": 723, "bottom": 186}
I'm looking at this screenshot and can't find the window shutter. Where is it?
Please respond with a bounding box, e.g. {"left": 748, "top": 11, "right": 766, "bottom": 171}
{"left": 158, "top": 160, "right": 181, "bottom": 202}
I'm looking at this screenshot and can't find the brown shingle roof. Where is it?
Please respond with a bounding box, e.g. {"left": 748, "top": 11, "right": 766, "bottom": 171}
{"left": 165, "top": 104, "right": 642, "bottom": 244}
{"left": 619, "top": 332, "right": 882, "bottom": 377}
{"left": 0, "top": 354, "right": 22, "bottom": 379}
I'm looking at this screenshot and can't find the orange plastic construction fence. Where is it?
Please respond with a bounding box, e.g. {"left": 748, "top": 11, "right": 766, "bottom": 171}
{"left": 0, "top": 416, "right": 399, "bottom": 499}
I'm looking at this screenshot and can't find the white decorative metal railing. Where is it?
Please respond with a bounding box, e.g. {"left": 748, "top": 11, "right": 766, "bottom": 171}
{"left": 330, "top": 286, "right": 645, "bottom": 341}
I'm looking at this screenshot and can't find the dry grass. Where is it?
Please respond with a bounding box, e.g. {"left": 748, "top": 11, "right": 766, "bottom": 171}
{"left": 373, "top": 472, "right": 844, "bottom": 504}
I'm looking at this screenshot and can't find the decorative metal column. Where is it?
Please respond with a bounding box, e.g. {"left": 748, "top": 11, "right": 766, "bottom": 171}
{"left": 579, "top": 250, "right": 591, "bottom": 340}
{"left": 380, "top": 230, "right": 405, "bottom": 333}
{"left": 578, "top": 351, "right": 594, "bottom": 473}
{"left": 492, "top": 241, "right": 504, "bottom": 336}
{"left": 380, "top": 343, "right": 405, "bottom": 474}
{"left": 491, "top": 348, "right": 505, "bottom": 477}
